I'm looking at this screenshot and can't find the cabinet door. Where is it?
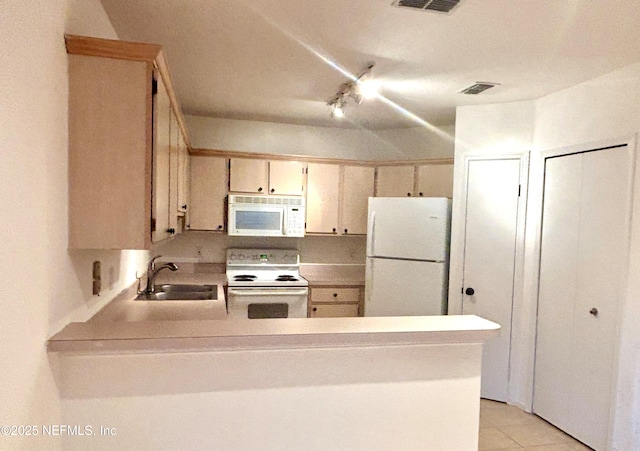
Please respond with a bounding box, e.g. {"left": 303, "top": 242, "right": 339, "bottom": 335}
{"left": 306, "top": 163, "right": 340, "bottom": 234}
{"left": 341, "top": 165, "right": 374, "bottom": 234}
{"left": 229, "top": 158, "right": 268, "bottom": 193}
{"left": 376, "top": 166, "right": 415, "bottom": 197}
{"left": 269, "top": 160, "right": 305, "bottom": 195}
{"left": 168, "top": 108, "right": 180, "bottom": 234}
{"left": 177, "top": 129, "right": 189, "bottom": 214}
{"left": 152, "top": 75, "right": 172, "bottom": 242}
{"left": 417, "top": 164, "right": 453, "bottom": 198}
{"left": 310, "top": 303, "right": 359, "bottom": 318}
{"left": 189, "top": 156, "right": 227, "bottom": 231}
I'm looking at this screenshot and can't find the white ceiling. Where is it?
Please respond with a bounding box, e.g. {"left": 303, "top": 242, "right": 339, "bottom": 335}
{"left": 99, "top": 0, "right": 640, "bottom": 129}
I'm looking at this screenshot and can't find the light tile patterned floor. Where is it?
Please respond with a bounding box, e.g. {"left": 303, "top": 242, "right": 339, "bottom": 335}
{"left": 479, "top": 399, "right": 593, "bottom": 450}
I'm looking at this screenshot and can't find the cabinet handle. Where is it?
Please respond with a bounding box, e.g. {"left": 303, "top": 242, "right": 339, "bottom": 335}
{"left": 182, "top": 204, "right": 188, "bottom": 210}
{"left": 407, "top": 192, "right": 412, "bottom": 197}
{"left": 590, "top": 308, "right": 599, "bottom": 316}
{"left": 258, "top": 187, "right": 263, "bottom": 192}
{"left": 167, "top": 228, "right": 176, "bottom": 234}
{"left": 270, "top": 188, "right": 275, "bottom": 193}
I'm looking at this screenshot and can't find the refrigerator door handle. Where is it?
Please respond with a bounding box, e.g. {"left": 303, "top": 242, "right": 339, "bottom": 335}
{"left": 367, "top": 211, "right": 377, "bottom": 255}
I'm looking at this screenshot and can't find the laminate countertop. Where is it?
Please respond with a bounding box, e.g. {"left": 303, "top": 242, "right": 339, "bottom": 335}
{"left": 300, "top": 264, "right": 365, "bottom": 286}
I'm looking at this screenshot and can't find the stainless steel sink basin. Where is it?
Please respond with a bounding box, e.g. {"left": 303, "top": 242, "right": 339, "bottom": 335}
{"left": 155, "top": 284, "right": 216, "bottom": 293}
{"left": 134, "top": 284, "right": 218, "bottom": 301}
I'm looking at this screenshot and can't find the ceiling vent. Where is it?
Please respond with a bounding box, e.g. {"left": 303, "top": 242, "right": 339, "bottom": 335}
{"left": 459, "top": 82, "right": 499, "bottom": 95}
{"left": 392, "top": 0, "right": 462, "bottom": 14}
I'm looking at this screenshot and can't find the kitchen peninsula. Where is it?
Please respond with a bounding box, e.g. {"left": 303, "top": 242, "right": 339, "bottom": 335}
{"left": 48, "top": 292, "right": 498, "bottom": 451}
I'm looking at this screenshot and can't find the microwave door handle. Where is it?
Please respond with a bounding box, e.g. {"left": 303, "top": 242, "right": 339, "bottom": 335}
{"left": 228, "top": 289, "right": 309, "bottom": 296}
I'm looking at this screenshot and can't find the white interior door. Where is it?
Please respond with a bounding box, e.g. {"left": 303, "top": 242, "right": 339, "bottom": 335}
{"left": 534, "top": 145, "right": 631, "bottom": 450}
{"left": 461, "top": 158, "right": 522, "bottom": 401}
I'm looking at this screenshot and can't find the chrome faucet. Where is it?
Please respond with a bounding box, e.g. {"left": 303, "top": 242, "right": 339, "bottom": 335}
{"left": 143, "top": 255, "right": 178, "bottom": 294}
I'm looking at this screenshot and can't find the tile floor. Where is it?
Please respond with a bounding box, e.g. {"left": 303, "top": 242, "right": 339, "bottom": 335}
{"left": 479, "top": 399, "right": 593, "bottom": 450}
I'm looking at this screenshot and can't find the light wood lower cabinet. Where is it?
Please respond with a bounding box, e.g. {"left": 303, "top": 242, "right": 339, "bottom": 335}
{"left": 308, "top": 287, "right": 363, "bottom": 318}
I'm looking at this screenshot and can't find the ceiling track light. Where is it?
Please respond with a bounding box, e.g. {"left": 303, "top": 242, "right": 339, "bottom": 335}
{"left": 327, "top": 62, "right": 376, "bottom": 119}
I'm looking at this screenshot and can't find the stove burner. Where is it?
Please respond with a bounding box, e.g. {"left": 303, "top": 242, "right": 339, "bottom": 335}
{"left": 234, "top": 275, "right": 257, "bottom": 282}
{"left": 276, "top": 275, "right": 298, "bottom": 282}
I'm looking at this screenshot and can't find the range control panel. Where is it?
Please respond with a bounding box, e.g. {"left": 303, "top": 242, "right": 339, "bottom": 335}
{"left": 226, "top": 249, "right": 300, "bottom": 266}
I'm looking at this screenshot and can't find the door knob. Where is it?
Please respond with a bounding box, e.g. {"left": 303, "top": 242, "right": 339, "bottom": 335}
{"left": 590, "top": 308, "right": 599, "bottom": 316}
{"left": 465, "top": 287, "right": 475, "bottom": 296}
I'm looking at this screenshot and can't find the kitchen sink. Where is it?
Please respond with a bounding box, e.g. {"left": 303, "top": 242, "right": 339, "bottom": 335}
{"left": 134, "top": 284, "right": 218, "bottom": 301}
{"left": 155, "top": 284, "right": 216, "bottom": 293}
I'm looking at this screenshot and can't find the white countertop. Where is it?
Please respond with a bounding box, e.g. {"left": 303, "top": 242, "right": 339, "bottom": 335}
{"left": 48, "top": 315, "right": 500, "bottom": 353}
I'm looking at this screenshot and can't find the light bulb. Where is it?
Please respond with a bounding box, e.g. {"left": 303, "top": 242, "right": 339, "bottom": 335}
{"left": 331, "top": 104, "right": 345, "bottom": 119}
{"left": 357, "top": 79, "right": 380, "bottom": 99}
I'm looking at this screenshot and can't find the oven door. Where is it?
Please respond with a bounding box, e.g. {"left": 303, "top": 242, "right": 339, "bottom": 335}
{"left": 227, "top": 287, "right": 308, "bottom": 318}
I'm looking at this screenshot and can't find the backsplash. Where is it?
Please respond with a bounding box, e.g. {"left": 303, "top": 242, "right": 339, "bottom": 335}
{"left": 153, "top": 231, "right": 366, "bottom": 264}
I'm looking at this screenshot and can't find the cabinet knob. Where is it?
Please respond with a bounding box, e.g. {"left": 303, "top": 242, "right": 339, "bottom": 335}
{"left": 312, "top": 307, "right": 317, "bottom": 312}
{"left": 217, "top": 225, "right": 223, "bottom": 230}
{"left": 182, "top": 204, "right": 188, "bottom": 210}
{"left": 332, "top": 228, "right": 337, "bottom": 233}
{"left": 167, "top": 228, "right": 176, "bottom": 234}
{"left": 419, "top": 192, "right": 423, "bottom": 197}
{"left": 465, "top": 287, "right": 475, "bottom": 296}
{"left": 344, "top": 229, "right": 348, "bottom": 234}
{"left": 258, "top": 187, "right": 263, "bottom": 192}
{"left": 333, "top": 293, "right": 338, "bottom": 298}
{"left": 590, "top": 307, "right": 599, "bottom": 316}
{"left": 270, "top": 188, "right": 275, "bottom": 193}
{"left": 407, "top": 192, "right": 412, "bottom": 197}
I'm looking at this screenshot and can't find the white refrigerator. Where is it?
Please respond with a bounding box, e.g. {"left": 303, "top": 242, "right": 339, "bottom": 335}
{"left": 364, "top": 197, "right": 451, "bottom": 316}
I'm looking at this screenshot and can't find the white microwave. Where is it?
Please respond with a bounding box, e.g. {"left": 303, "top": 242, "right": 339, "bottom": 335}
{"left": 227, "top": 194, "right": 305, "bottom": 237}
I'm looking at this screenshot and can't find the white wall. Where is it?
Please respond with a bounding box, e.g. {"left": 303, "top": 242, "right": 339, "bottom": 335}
{"left": 186, "top": 115, "right": 455, "bottom": 161}
{"left": 0, "top": 2, "right": 149, "bottom": 449}
{"left": 451, "top": 64, "right": 640, "bottom": 450}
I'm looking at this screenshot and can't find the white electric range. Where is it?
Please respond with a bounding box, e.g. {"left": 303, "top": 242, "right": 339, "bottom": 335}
{"left": 226, "top": 249, "right": 309, "bottom": 319}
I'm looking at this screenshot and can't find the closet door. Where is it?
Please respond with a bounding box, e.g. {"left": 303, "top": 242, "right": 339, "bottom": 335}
{"left": 534, "top": 146, "right": 631, "bottom": 450}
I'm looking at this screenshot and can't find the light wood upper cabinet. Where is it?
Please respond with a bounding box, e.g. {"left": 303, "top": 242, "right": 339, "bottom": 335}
{"left": 177, "top": 130, "right": 190, "bottom": 214}
{"left": 306, "top": 163, "right": 340, "bottom": 234}
{"left": 229, "top": 158, "right": 268, "bottom": 193}
{"left": 376, "top": 166, "right": 416, "bottom": 197}
{"left": 416, "top": 163, "right": 453, "bottom": 198}
{"left": 229, "top": 158, "right": 304, "bottom": 195}
{"left": 341, "top": 165, "right": 375, "bottom": 235}
{"left": 189, "top": 156, "right": 227, "bottom": 231}
{"left": 67, "top": 35, "right": 190, "bottom": 249}
{"left": 269, "top": 160, "right": 305, "bottom": 195}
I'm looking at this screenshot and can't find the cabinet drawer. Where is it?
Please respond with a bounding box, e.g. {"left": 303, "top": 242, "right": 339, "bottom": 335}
{"left": 310, "top": 287, "right": 360, "bottom": 304}
{"left": 310, "top": 303, "right": 359, "bottom": 318}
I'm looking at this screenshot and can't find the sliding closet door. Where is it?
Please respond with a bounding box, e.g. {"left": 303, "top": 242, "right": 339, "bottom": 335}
{"left": 534, "top": 145, "right": 631, "bottom": 450}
